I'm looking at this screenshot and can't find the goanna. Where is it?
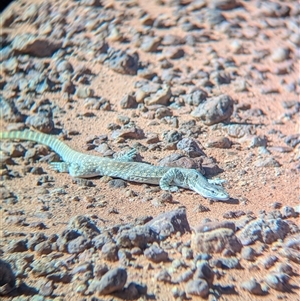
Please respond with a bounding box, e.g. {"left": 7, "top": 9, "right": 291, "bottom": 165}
{"left": 0, "top": 130, "right": 230, "bottom": 201}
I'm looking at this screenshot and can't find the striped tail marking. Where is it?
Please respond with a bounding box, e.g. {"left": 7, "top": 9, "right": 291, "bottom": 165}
{"left": 0, "top": 130, "right": 77, "bottom": 161}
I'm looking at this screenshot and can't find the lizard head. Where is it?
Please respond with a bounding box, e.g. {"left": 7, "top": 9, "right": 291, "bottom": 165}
{"left": 186, "top": 170, "right": 230, "bottom": 201}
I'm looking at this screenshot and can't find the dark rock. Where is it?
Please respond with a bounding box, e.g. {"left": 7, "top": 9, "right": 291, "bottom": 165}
{"left": 120, "top": 94, "right": 138, "bottom": 109}
{"left": 280, "top": 247, "right": 300, "bottom": 264}
{"left": 241, "top": 278, "right": 264, "bottom": 295}
{"left": 206, "top": 137, "right": 232, "bottom": 149}
{"left": 192, "top": 228, "right": 242, "bottom": 254}
{"left": 156, "top": 269, "right": 172, "bottom": 283}
{"left": 182, "top": 89, "right": 208, "bottom": 106}
{"left": 194, "top": 261, "right": 214, "bottom": 285}
{"left": 111, "top": 126, "right": 145, "bottom": 140}
{"left": 177, "top": 138, "right": 205, "bottom": 158}
{"left": 34, "top": 241, "right": 52, "bottom": 255}
{"left": 241, "top": 246, "right": 256, "bottom": 261}
{"left": 101, "top": 242, "right": 118, "bottom": 262}
{"left": 27, "top": 232, "right": 47, "bottom": 251}
{"left": 281, "top": 206, "right": 296, "bottom": 218}
{"left": 140, "top": 36, "right": 161, "bottom": 52}
{"left": 67, "top": 236, "right": 91, "bottom": 254}
{"left": 12, "top": 34, "right": 62, "bottom": 57}
{"left": 0, "top": 259, "right": 16, "bottom": 295}
{"left": 93, "top": 268, "right": 127, "bottom": 295}
{"left": 161, "top": 130, "right": 182, "bottom": 144}
{"left": 1, "top": 100, "right": 23, "bottom": 124}
{"left": 144, "top": 244, "right": 168, "bottom": 263}
{"left": 92, "top": 233, "right": 113, "bottom": 250}
{"left": 212, "top": 257, "right": 241, "bottom": 269}
{"left": 116, "top": 225, "right": 157, "bottom": 249}
{"left": 261, "top": 255, "right": 278, "bottom": 269}
{"left": 68, "top": 215, "right": 100, "bottom": 239}
{"left": 6, "top": 239, "right": 28, "bottom": 253}
{"left": 144, "top": 85, "right": 171, "bottom": 106}
{"left": 261, "top": 2, "right": 290, "bottom": 18}
{"left": 25, "top": 107, "right": 54, "bottom": 133}
{"left": 145, "top": 207, "right": 190, "bottom": 239}
{"left": 39, "top": 280, "right": 53, "bottom": 296}
{"left": 191, "top": 94, "right": 234, "bottom": 125}
{"left": 31, "top": 257, "right": 59, "bottom": 277}
{"left": 185, "top": 279, "right": 209, "bottom": 298}
{"left": 106, "top": 49, "right": 139, "bottom": 75}
{"left": 237, "top": 218, "right": 290, "bottom": 245}
{"left": 163, "top": 47, "right": 185, "bottom": 59}
{"left": 223, "top": 210, "right": 246, "bottom": 219}
{"left": 209, "top": 0, "right": 239, "bottom": 10}
{"left": 265, "top": 273, "right": 289, "bottom": 291}
{"left": 108, "top": 179, "right": 127, "bottom": 189}
{"left": 193, "top": 221, "right": 236, "bottom": 233}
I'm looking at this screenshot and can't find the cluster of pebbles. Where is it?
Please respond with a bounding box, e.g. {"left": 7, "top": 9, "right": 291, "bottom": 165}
{"left": 0, "top": 0, "right": 299, "bottom": 300}
{"left": 1, "top": 207, "right": 300, "bottom": 300}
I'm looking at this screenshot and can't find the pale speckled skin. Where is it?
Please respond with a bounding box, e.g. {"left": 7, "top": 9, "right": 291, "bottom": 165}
{"left": 0, "top": 130, "right": 230, "bottom": 201}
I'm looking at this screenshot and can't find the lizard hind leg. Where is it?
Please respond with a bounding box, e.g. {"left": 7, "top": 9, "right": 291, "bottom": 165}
{"left": 159, "top": 168, "right": 181, "bottom": 192}
{"left": 50, "top": 162, "right": 70, "bottom": 173}
{"left": 114, "top": 148, "right": 137, "bottom": 162}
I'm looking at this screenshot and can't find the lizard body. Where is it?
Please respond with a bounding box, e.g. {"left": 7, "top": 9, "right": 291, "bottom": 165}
{"left": 0, "top": 130, "right": 230, "bottom": 201}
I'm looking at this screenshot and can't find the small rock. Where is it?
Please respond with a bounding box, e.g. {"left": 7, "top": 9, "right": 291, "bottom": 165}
{"left": 101, "top": 242, "right": 118, "bottom": 262}
{"left": 177, "top": 138, "right": 205, "bottom": 158}
{"left": 106, "top": 50, "right": 139, "bottom": 75}
{"left": 0, "top": 259, "right": 16, "bottom": 295}
{"left": 12, "top": 34, "right": 62, "bottom": 57}
{"left": 120, "top": 94, "right": 137, "bottom": 109}
{"left": 185, "top": 279, "right": 209, "bottom": 298}
{"left": 144, "top": 85, "right": 171, "bottom": 106}
{"left": 241, "top": 246, "right": 256, "bottom": 261}
{"left": 195, "top": 261, "right": 214, "bottom": 285}
{"left": 140, "top": 36, "right": 161, "bottom": 52}
{"left": 241, "top": 278, "right": 264, "bottom": 295}
{"left": 75, "top": 86, "right": 94, "bottom": 99}
{"left": 276, "top": 263, "right": 293, "bottom": 276}
{"left": 163, "top": 47, "right": 185, "bottom": 59}
{"left": 206, "top": 137, "right": 232, "bottom": 149}
{"left": 144, "top": 244, "right": 168, "bottom": 263}
{"left": 281, "top": 206, "right": 296, "bottom": 218}
{"left": 156, "top": 269, "right": 172, "bottom": 283}
{"left": 191, "top": 94, "right": 234, "bottom": 125}
{"left": 145, "top": 207, "right": 190, "bottom": 238}
{"left": 192, "top": 228, "right": 242, "bottom": 254}
{"left": 265, "top": 273, "right": 289, "bottom": 291}
{"left": 209, "top": 0, "right": 239, "bottom": 10}
{"left": 271, "top": 47, "right": 290, "bottom": 62}
{"left": 67, "top": 236, "right": 90, "bottom": 254}
{"left": 93, "top": 268, "right": 127, "bottom": 295}
{"left": 6, "top": 239, "right": 28, "bottom": 253}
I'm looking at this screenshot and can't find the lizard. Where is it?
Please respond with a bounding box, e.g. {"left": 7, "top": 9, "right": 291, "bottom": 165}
{"left": 0, "top": 130, "right": 230, "bottom": 201}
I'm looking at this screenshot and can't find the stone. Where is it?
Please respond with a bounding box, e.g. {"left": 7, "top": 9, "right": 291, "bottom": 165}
{"left": 185, "top": 279, "right": 209, "bottom": 298}
{"left": 93, "top": 268, "right": 127, "bottom": 295}
{"left": 192, "top": 228, "right": 242, "bottom": 254}
{"left": 191, "top": 94, "right": 234, "bottom": 125}
{"left": 237, "top": 218, "right": 290, "bottom": 245}
{"left": 0, "top": 259, "right": 16, "bottom": 295}
{"left": 116, "top": 225, "right": 157, "bottom": 249}
{"left": 265, "top": 273, "right": 289, "bottom": 291}
{"left": 12, "top": 34, "right": 62, "bottom": 57}
{"left": 241, "top": 278, "right": 264, "bottom": 295}
{"left": 144, "top": 244, "right": 168, "bottom": 263}
{"left": 145, "top": 207, "right": 190, "bottom": 239}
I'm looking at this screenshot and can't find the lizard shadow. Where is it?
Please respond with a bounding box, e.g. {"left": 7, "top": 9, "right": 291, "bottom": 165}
{"left": 214, "top": 198, "right": 240, "bottom": 205}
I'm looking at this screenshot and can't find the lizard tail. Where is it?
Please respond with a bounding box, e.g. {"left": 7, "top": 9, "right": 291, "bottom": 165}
{"left": 0, "top": 130, "right": 74, "bottom": 161}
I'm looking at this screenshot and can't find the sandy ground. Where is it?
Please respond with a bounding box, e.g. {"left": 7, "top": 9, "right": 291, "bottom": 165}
{"left": 0, "top": 0, "right": 299, "bottom": 300}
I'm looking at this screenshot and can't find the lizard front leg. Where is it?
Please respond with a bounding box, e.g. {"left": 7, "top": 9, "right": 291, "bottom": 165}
{"left": 159, "top": 168, "right": 182, "bottom": 192}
